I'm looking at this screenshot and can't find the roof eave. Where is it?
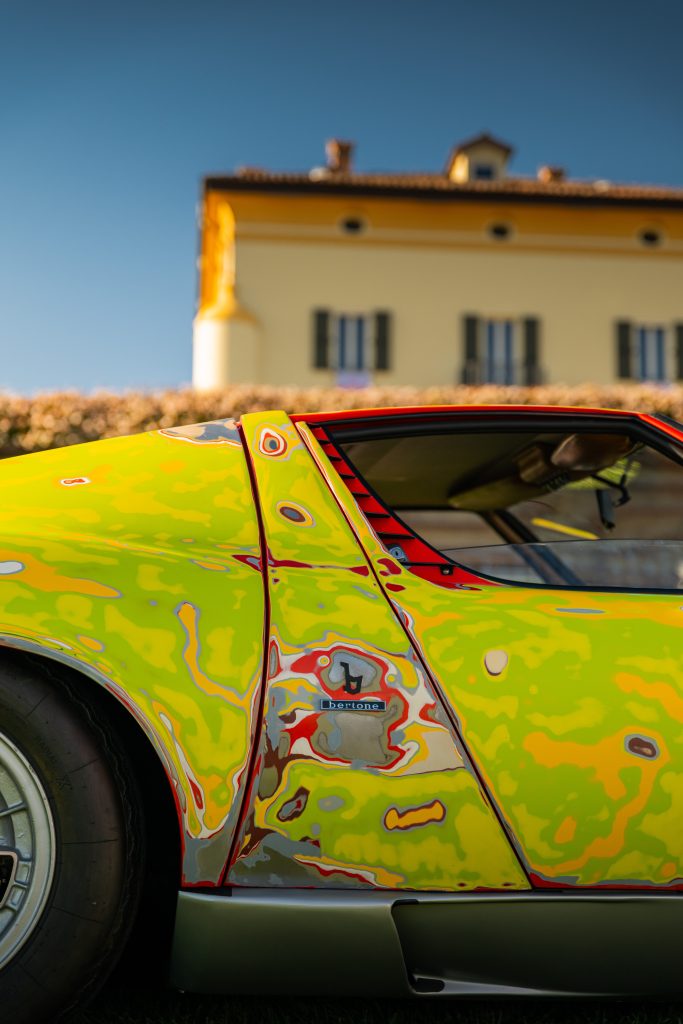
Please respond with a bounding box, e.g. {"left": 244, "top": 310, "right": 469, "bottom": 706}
{"left": 202, "top": 176, "right": 683, "bottom": 210}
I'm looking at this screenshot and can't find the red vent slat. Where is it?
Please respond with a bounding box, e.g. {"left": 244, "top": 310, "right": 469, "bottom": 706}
{"left": 310, "top": 425, "right": 490, "bottom": 589}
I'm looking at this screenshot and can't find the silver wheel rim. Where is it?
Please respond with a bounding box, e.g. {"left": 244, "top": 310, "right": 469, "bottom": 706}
{"left": 0, "top": 731, "right": 56, "bottom": 969}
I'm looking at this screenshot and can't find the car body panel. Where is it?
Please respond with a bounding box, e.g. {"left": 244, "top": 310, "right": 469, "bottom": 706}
{"left": 0, "top": 403, "right": 682, "bottom": 999}
{"left": 227, "top": 411, "right": 528, "bottom": 890}
{"left": 0, "top": 421, "right": 265, "bottom": 884}
{"left": 389, "top": 584, "right": 683, "bottom": 889}
{"left": 297, "top": 415, "right": 683, "bottom": 889}
{"left": 171, "top": 888, "right": 683, "bottom": 997}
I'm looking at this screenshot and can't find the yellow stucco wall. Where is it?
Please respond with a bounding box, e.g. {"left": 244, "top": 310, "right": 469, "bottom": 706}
{"left": 193, "top": 189, "right": 683, "bottom": 388}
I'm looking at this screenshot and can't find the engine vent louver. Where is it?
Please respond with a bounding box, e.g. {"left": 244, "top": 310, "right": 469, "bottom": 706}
{"left": 312, "top": 427, "right": 489, "bottom": 589}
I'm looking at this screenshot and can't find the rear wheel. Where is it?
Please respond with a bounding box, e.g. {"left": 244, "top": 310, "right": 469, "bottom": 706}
{"left": 0, "top": 655, "right": 142, "bottom": 1023}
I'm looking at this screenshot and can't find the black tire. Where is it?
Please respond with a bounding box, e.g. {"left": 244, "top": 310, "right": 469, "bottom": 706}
{"left": 0, "top": 654, "right": 142, "bottom": 1023}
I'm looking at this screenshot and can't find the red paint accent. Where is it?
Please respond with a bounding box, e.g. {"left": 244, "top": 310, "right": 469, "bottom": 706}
{"left": 307, "top": 861, "right": 381, "bottom": 886}
{"left": 300, "top": 405, "right": 681, "bottom": 461}
{"left": 189, "top": 779, "right": 204, "bottom": 810}
{"left": 309, "top": 426, "right": 492, "bottom": 590}
{"left": 386, "top": 582, "right": 406, "bottom": 592}
{"left": 378, "top": 557, "right": 402, "bottom": 576}
{"left": 350, "top": 565, "right": 370, "bottom": 576}
{"left": 417, "top": 701, "right": 440, "bottom": 724}
{"left": 268, "top": 557, "right": 313, "bottom": 570}
{"left": 292, "top": 404, "right": 644, "bottom": 427}
{"left": 268, "top": 639, "right": 281, "bottom": 678}
{"left": 358, "top": 496, "right": 391, "bottom": 517}
{"left": 528, "top": 871, "right": 683, "bottom": 892}
{"left": 233, "top": 553, "right": 263, "bottom": 573}
{"left": 286, "top": 711, "right": 320, "bottom": 746}
{"left": 276, "top": 639, "right": 411, "bottom": 771}
{"left": 640, "top": 412, "right": 683, "bottom": 441}
{"left": 265, "top": 546, "right": 316, "bottom": 571}
{"left": 258, "top": 427, "right": 287, "bottom": 457}
{"left": 290, "top": 651, "right": 323, "bottom": 674}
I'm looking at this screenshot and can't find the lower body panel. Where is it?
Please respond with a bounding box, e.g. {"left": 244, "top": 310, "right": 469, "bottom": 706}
{"left": 171, "top": 888, "right": 683, "bottom": 997}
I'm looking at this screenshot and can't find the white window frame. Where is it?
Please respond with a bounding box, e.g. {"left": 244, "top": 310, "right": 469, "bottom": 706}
{"left": 483, "top": 318, "right": 517, "bottom": 385}
{"left": 335, "top": 314, "right": 367, "bottom": 372}
{"left": 634, "top": 324, "right": 667, "bottom": 383}
{"left": 333, "top": 313, "right": 371, "bottom": 387}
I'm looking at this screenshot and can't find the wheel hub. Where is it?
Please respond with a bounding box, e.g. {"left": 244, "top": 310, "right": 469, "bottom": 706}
{"left": 0, "top": 851, "right": 18, "bottom": 906}
{"left": 0, "top": 733, "right": 56, "bottom": 969}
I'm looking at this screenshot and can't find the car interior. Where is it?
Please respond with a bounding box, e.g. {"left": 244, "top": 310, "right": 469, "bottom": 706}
{"left": 340, "top": 427, "right": 683, "bottom": 590}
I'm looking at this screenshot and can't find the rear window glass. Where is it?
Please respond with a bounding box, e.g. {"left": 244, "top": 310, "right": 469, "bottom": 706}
{"left": 341, "top": 428, "right": 683, "bottom": 591}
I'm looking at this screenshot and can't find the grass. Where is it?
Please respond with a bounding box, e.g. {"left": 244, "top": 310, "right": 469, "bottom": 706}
{"left": 72, "top": 980, "right": 683, "bottom": 1024}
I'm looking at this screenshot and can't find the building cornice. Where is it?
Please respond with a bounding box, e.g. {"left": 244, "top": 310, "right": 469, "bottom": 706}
{"left": 203, "top": 173, "right": 683, "bottom": 210}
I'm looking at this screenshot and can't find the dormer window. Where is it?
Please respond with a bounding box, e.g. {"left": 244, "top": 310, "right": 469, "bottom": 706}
{"left": 445, "top": 132, "right": 513, "bottom": 184}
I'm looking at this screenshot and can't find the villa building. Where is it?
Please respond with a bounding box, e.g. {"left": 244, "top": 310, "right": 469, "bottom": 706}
{"left": 192, "top": 134, "right": 683, "bottom": 390}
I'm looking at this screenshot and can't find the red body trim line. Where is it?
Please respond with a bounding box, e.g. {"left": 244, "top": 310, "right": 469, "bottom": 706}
{"left": 639, "top": 413, "right": 683, "bottom": 442}
{"left": 292, "top": 404, "right": 644, "bottom": 428}
{"left": 528, "top": 872, "right": 683, "bottom": 892}
{"left": 221, "top": 423, "right": 272, "bottom": 885}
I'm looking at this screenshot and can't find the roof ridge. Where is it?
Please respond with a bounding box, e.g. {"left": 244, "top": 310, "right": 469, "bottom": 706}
{"left": 204, "top": 169, "right": 683, "bottom": 203}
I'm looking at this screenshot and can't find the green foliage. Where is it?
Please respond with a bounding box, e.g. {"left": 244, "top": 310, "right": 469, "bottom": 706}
{"left": 567, "top": 457, "right": 642, "bottom": 490}
{"left": 2, "top": 383, "right": 682, "bottom": 458}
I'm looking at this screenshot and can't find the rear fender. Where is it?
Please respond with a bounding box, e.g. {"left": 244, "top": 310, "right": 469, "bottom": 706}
{"left": 0, "top": 425, "right": 266, "bottom": 885}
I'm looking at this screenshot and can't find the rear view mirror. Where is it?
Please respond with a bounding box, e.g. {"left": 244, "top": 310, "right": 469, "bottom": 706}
{"left": 551, "top": 433, "right": 635, "bottom": 473}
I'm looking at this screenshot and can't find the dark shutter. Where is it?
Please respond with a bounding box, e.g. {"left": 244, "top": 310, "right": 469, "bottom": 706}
{"left": 313, "top": 309, "right": 330, "bottom": 369}
{"left": 522, "top": 317, "right": 541, "bottom": 385}
{"left": 374, "top": 311, "right": 391, "bottom": 371}
{"left": 675, "top": 324, "right": 683, "bottom": 380}
{"left": 461, "top": 315, "right": 480, "bottom": 384}
{"left": 616, "top": 321, "right": 632, "bottom": 379}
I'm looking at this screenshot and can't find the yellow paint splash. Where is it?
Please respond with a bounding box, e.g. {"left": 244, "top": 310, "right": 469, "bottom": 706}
{"left": 616, "top": 672, "right": 683, "bottom": 723}
{"left": 384, "top": 799, "right": 446, "bottom": 831}
{"left": 78, "top": 635, "right": 105, "bottom": 652}
{"left": 531, "top": 517, "right": 598, "bottom": 540}
{"left": 177, "top": 600, "right": 250, "bottom": 706}
{"left": 554, "top": 816, "right": 577, "bottom": 844}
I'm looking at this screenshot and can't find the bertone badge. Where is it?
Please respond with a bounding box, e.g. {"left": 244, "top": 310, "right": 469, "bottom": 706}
{"left": 319, "top": 698, "right": 387, "bottom": 712}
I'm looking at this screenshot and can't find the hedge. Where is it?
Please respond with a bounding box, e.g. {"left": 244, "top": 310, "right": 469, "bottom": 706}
{"left": 0, "top": 383, "right": 681, "bottom": 458}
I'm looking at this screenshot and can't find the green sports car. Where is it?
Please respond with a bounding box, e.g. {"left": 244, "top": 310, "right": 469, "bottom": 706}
{"left": 1, "top": 403, "right": 683, "bottom": 1021}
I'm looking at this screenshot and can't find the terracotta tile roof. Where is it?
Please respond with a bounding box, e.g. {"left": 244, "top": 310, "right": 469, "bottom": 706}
{"left": 205, "top": 168, "right": 683, "bottom": 207}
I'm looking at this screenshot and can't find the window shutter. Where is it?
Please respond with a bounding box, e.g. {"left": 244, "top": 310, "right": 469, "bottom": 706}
{"left": 462, "top": 315, "right": 480, "bottom": 384}
{"left": 675, "top": 324, "right": 683, "bottom": 380}
{"left": 522, "top": 317, "right": 540, "bottom": 385}
{"left": 374, "top": 311, "right": 391, "bottom": 371}
{"left": 616, "top": 321, "right": 632, "bottom": 379}
{"left": 313, "top": 309, "right": 330, "bottom": 369}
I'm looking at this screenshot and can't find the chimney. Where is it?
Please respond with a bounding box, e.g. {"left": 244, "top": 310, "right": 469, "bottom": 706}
{"left": 326, "top": 138, "right": 355, "bottom": 175}
{"left": 537, "top": 165, "right": 566, "bottom": 184}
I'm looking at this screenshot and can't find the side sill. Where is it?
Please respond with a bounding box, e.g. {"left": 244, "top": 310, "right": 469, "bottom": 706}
{"left": 171, "top": 889, "right": 683, "bottom": 998}
{"left": 170, "top": 888, "right": 411, "bottom": 996}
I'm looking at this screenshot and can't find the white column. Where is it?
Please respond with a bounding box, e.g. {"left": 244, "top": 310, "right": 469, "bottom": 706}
{"left": 192, "top": 314, "right": 260, "bottom": 390}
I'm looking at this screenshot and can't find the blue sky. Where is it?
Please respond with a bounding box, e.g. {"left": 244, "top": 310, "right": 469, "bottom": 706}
{"left": 0, "top": 0, "right": 681, "bottom": 393}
